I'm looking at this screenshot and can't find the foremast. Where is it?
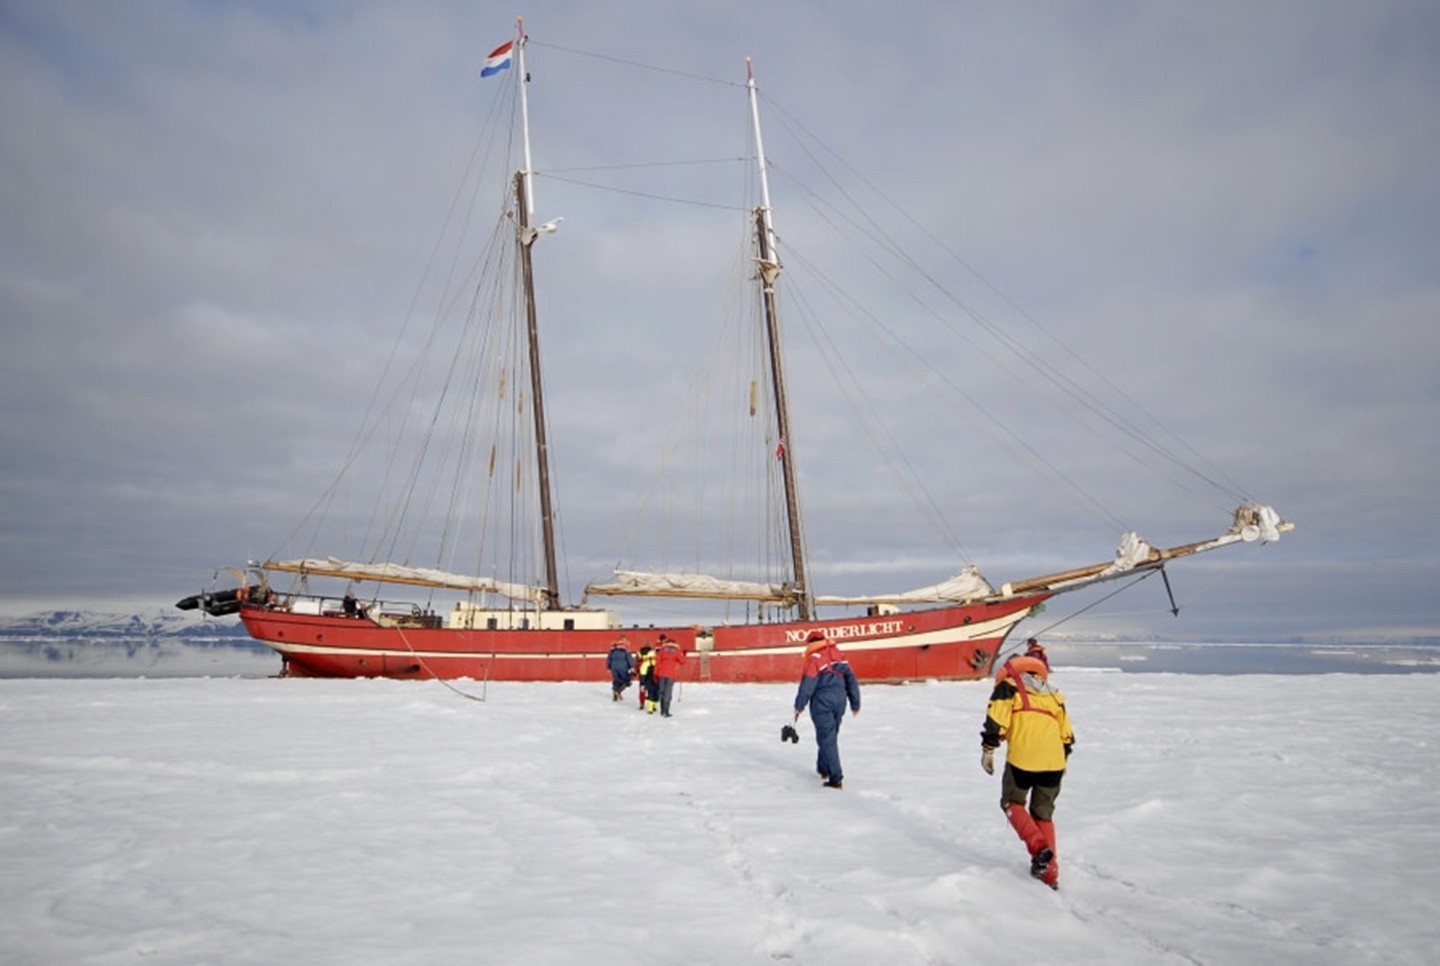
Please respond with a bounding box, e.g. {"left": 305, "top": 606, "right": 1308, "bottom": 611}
{"left": 747, "top": 58, "right": 812, "bottom": 621}
{"left": 514, "top": 20, "right": 563, "bottom": 610}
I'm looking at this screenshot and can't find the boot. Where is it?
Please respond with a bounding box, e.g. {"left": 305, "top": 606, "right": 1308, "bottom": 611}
{"left": 1005, "top": 804, "right": 1048, "bottom": 859}
{"left": 1035, "top": 819, "right": 1059, "bottom": 889}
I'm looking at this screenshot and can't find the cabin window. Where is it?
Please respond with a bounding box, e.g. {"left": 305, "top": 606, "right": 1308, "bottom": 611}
{"left": 486, "top": 618, "right": 498, "bottom": 630}
{"left": 563, "top": 618, "right": 575, "bottom": 630}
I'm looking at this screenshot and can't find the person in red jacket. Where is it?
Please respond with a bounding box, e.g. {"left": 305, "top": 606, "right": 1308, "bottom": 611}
{"left": 653, "top": 635, "right": 687, "bottom": 717}
{"left": 980, "top": 643, "right": 1074, "bottom": 889}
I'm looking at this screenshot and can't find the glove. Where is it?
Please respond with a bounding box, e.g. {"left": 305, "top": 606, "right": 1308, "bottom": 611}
{"left": 980, "top": 747, "right": 995, "bottom": 775}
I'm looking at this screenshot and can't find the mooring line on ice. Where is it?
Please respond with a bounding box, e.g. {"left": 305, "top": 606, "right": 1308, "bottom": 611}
{"left": 395, "top": 626, "right": 488, "bottom": 703}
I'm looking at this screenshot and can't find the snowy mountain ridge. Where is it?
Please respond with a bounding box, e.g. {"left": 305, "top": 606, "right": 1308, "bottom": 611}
{"left": 0, "top": 606, "right": 247, "bottom": 639}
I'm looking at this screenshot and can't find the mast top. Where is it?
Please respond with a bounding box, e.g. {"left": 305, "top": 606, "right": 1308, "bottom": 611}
{"left": 516, "top": 18, "right": 535, "bottom": 224}
{"left": 745, "top": 58, "right": 778, "bottom": 272}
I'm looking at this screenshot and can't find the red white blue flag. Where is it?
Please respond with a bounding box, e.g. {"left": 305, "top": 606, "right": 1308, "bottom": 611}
{"left": 481, "top": 41, "right": 514, "bottom": 78}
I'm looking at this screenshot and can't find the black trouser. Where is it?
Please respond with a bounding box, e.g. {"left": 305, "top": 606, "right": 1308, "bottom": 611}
{"left": 1000, "top": 763, "right": 1064, "bottom": 821}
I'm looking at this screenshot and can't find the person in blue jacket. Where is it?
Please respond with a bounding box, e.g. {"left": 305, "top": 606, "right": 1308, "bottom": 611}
{"left": 605, "top": 635, "right": 635, "bottom": 702}
{"left": 792, "top": 630, "right": 861, "bottom": 789}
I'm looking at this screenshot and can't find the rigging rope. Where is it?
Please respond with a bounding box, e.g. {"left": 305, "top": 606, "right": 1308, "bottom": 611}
{"left": 395, "top": 626, "right": 489, "bottom": 703}
{"left": 996, "top": 570, "right": 1163, "bottom": 668}
{"left": 526, "top": 39, "right": 743, "bottom": 89}
{"left": 757, "top": 100, "right": 1253, "bottom": 514}
{"left": 538, "top": 171, "right": 745, "bottom": 211}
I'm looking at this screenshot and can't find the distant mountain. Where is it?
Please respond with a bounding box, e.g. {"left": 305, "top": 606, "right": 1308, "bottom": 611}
{"left": 0, "top": 606, "right": 275, "bottom": 678}
{"left": 0, "top": 606, "right": 251, "bottom": 640}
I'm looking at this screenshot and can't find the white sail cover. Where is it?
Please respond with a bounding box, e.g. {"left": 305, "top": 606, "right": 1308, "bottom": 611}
{"left": 588, "top": 505, "right": 1291, "bottom": 606}
{"left": 268, "top": 557, "right": 546, "bottom": 606}
{"left": 814, "top": 566, "right": 994, "bottom": 606}
{"left": 1249, "top": 504, "right": 1283, "bottom": 542}
{"left": 589, "top": 566, "right": 994, "bottom": 606}
{"left": 586, "top": 570, "right": 792, "bottom": 601}
{"left": 1097, "top": 531, "right": 1157, "bottom": 578}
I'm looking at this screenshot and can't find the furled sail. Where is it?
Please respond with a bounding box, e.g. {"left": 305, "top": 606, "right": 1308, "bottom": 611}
{"left": 585, "top": 570, "right": 795, "bottom": 603}
{"left": 1002, "top": 503, "right": 1290, "bottom": 596}
{"left": 588, "top": 506, "right": 1289, "bottom": 608}
{"left": 813, "top": 566, "right": 994, "bottom": 607}
{"left": 1240, "top": 504, "right": 1284, "bottom": 543}
{"left": 1097, "top": 531, "right": 1156, "bottom": 578}
{"left": 587, "top": 566, "right": 995, "bottom": 607}
{"left": 265, "top": 557, "right": 546, "bottom": 606}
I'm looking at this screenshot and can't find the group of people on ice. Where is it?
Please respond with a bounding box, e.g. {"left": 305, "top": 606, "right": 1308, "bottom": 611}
{"left": 604, "top": 629, "right": 1074, "bottom": 890}
{"left": 606, "top": 633, "right": 686, "bottom": 716}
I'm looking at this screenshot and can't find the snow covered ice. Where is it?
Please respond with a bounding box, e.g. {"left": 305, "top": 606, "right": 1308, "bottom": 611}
{"left": 2, "top": 671, "right": 1436, "bottom": 964}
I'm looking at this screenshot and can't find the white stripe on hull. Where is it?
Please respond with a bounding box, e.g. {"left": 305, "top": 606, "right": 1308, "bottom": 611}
{"left": 258, "top": 611, "right": 1019, "bottom": 664}
{"left": 710, "top": 614, "right": 1021, "bottom": 660}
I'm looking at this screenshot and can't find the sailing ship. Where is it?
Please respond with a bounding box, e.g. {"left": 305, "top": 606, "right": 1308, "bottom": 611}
{"left": 178, "top": 25, "right": 1291, "bottom": 682}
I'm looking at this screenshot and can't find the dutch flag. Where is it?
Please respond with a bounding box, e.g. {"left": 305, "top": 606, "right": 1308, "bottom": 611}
{"left": 480, "top": 41, "right": 514, "bottom": 78}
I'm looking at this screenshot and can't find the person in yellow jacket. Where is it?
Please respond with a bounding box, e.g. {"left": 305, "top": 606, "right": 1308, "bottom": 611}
{"left": 636, "top": 644, "right": 659, "bottom": 714}
{"left": 980, "top": 641, "right": 1073, "bottom": 889}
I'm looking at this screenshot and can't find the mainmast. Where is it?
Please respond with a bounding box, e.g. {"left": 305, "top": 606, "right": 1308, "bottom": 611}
{"left": 747, "top": 59, "right": 811, "bottom": 620}
{"left": 514, "top": 21, "right": 562, "bottom": 610}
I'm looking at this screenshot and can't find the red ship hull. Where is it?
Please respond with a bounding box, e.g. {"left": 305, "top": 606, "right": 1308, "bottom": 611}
{"left": 238, "top": 594, "right": 1050, "bottom": 683}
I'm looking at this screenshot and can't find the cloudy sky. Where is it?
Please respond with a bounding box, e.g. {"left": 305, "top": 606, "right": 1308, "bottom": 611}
{"left": 1, "top": 1, "right": 1436, "bottom": 642}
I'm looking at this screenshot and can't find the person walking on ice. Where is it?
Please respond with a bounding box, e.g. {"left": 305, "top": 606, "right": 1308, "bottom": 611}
{"left": 605, "top": 635, "right": 635, "bottom": 702}
{"left": 653, "top": 635, "right": 687, "bottom": 717}
{"left": 980, "top": 639, "right": 1074, "bottom": 889}
{"left": 793, "top": 630, "right": 860, "bottom": 789}
{"left": 636, "top": 644, "right": 658, "bottom": 713}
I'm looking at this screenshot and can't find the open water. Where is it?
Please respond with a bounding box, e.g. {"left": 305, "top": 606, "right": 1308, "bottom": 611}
{"left": 1041, "top": 640, "right": 1440, "bottom": 675}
